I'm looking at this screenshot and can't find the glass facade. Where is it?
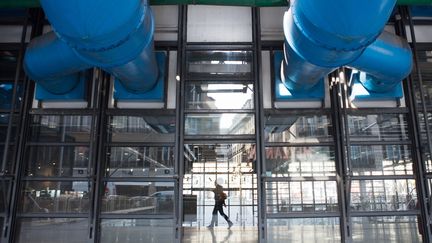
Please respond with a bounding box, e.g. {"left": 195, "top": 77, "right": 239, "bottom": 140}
{"left": 0, "top": 5, "right": 431, "bottom": 243}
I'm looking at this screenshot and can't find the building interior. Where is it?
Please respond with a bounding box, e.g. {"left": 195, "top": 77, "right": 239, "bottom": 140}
{"left": 1, "top": 0, "right": 432, "bottom": 242}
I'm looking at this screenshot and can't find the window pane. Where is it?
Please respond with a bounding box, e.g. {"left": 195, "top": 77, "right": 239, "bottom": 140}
{"left": 267, "top": 218, "right": 340, "bottom": 243}
{"left": 0, "top": 145, "right": 16, "bottom": 174}
{"left": 30, "top": 115, "right": 92, "bottom": 143}
{"left": 0, "top": 114, "right": 18, "bottom": 142}
{"left": 0, "top": 50, "right": 20, "bottom": 80}
{"left": 109, "top": 116, "right": 175, "bottom": 143}
{"left": 186, "top": 51, "right": 253, "bottom": 80}
{"left": 350, "top": 145, "right": 413, "bottom": 176}
{"left": 101, "top": 182, "right": 174, "bottom": 215}
{"left": 185, "top": 83, "right": 254, "bottom": 110}
{"left": 185, "top": 113, "right": 254, "bottom": 135}
{"left": 184, "top": 144, "right": 256, "bottom": 174}
{"left": 0, "top": 82, "right": 23, "bottom": 110}
{"left": 265, "top": 115, "right": 333, "bottom": 143}
{"left": 351, "top": 179, "right": 417, "bottom": 211}
{"left": 15, "top": 218, "right": 89, "bottom": 243}
{"left": 352, "top": 216, "right": 422, "bottom": 243}
{"left": 25, "top": 146, "right": 90, "bottom": 177}
{"left": 348, "top": 114, "right": 409, "bottom": 142}
{"left": 106, "top": 147, "right": 175, "bottom": 178}
{"left": 0, "top": 217, "right": 3, "bottom": 240}
{"left": 20, "top": 181, "right": 91, "bottom": 214}
{"left": 266, "top": 181, "right": 338, "bottom": 213}
{"left": 265, "top": 146, "right": 336, "bottom": 177}
{"left": 100, "top": 219, "right": 174, "bottom": 243}
{"left": 0, "top": 180, "right": 10, "bottom": 213}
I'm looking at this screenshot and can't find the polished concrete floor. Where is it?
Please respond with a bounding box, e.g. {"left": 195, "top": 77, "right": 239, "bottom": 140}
{"left": 183, "top": 226, "right": 258, "bottom": 243}
{"left": 14, "top": 218, "right": 422, "bottom": 243}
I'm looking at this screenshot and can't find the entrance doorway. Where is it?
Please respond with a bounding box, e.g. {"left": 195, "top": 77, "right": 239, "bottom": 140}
{"left": 182, "top": 143, "right": 258, "bottom": 242}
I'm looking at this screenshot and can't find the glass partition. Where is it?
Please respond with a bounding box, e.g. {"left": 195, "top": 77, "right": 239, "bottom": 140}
{"left": 186, "top": 51, "right": 253, "bottom": 80}
{"left": 19, "top": 180, "right": 91, "bottom": 214}
{"left": 185, "top": 83, "right": 254, "bottom": 110}
{"left": 108, "top": 116, "right": 175, "bottom": 143}
{"left": 29, "top": 115, "right": 92, "bottom": 143}
{"left": 105, "top": 147, "right": 174, "bottom": 178}
{"left": 101, "top": 182, "right": 174, "bottom": 215}
{"left": 25, "top": 146, "right": 91, "bottom": 177}
{"left": 265, "top": 146, "right": 336, "bottom": 177}
{"left": 185, "top": 113, "right": 255, "bottom": 135}
{"left": 15, "top": 218, "right": 89, "bottom": 243}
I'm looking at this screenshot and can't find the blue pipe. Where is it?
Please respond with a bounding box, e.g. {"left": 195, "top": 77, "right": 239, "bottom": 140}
{"left": 24, "top": 0, "right": 159, "bottom": 94}
{"left": 24, "top": 32, "right": 91, "bottom": 94}
{"left": 349, "top": 31, "right": 413, "bottom": 92}
{"left": 282, "top": 0, "right": 413, "bottom": 93}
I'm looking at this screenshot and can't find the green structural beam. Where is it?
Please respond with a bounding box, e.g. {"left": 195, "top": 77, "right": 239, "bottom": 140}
{"left": 0, "top": 0, "right": 431, "bottom": 8}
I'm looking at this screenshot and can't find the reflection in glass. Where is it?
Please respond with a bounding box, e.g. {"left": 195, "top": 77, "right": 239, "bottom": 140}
{"left": 265, "top": 146, "right": 336, "bottom": 177}
{"left": 109, "top": 116, "right": 175, "bottom": 143}
{"left": 100, "top": 219, "right": 174, "bottom": 243}
{"left": 185, "top": 83, "right": 254, "bottom": 110}
{"left": 0, "top": 114, "right": 18, "bottom": 142}
{"left": 0, "top": 180, "right": 10, "bottom": 213}
{"left": 352, "top": 216, "right": 422, "bottom": 243}
{"left": 267, "top": 218, "right": 340, "bottom": 243}
{"left": 265, "top": 115, "right": 333, "bottom": 143}
{"left": 183, "top": 143, "right": 258, "bottom": 227}
{"left": 0, "top": 82, "right": 22, "bottom": 109}
{"left": 0, "top": 50, "right": 20, "bottom": 80}
{"left": 0, "top": 217, "right": 3, "bottom": 240}
{"left": 350, "top": 145, "right": 413, "bottom": 176}
{"left": 185, "top": 113, "right": 254, "bottom": 135}
{"left": 266, "top": 181, "right": 338, "bottom": 213}
{"left": 20, "top": 181, "right": 91, "bottom": 214}
{"left": 186, "top": 51, "right": 253, "bottom": 80}
{"left": 348, "top": 114, "right": 409, "bottom": 142}
{"left": 184, "top": 144, "right": 256, "bottom": 174}
{"left": 25, "top": 146, "right": 90, "bottom": 177}
{"left": 106, "top": 147, "right": 174, "bottom": 178}
{"left": 101, "top": 182, "right": 174, "bottom": 214}
{"left": 30, "top": 115, "right": 91, "bottom": 143}
{"left": 15, "top": 218, "right": 89, "bottom": 243}
{"left": 0, "top": 145, "right": 16, "bottom": 174}
{"left": 350, "top": 179, "right": 417, "bottom": 211}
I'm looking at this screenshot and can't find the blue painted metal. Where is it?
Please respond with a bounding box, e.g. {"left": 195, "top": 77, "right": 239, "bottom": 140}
{"left": 281, "top": 0, "right": 412, "bottom": 95}
{"left": 274, "top": 51, "right": 324, "bottom": 101}
{"left": 349, "top": 31, "right": 413, "bottom": 92}
{"left": 410, "top": 6, "right": 432, "bottom": 17}
{"left": 114, "top": 51, "right": 166, "bottom": 101}
{"left": 24, "top": 32, "right": 91, "bottom": 94}
{"left": 350, "top": 72, "right": 404, "bottom": 100}
{"left": 24, "top": 0, "right": 160, "bottom": 97}
{"left": 35, "top": 72, "right": 87, "bottom": 101}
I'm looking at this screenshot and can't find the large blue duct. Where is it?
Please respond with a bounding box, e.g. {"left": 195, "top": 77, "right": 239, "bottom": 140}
{"left": 282, "top": 0, "right": 413, "bottom": 93}
{"left": 24, "top": 0, "right": 159, "bottom": 95}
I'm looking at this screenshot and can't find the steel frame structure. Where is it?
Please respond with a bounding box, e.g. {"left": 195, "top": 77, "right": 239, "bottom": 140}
{"left": 0, "top": 5, "right": 431, "bottom": 243}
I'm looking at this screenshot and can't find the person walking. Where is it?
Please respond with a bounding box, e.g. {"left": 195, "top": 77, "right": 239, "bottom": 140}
{"left": 208, "top": 181, "right": 233, "bottom": 228}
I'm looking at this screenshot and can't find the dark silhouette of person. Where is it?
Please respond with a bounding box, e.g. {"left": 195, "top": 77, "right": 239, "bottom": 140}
{"left": 208, "top": 182, "right": 233, "bottom": 228}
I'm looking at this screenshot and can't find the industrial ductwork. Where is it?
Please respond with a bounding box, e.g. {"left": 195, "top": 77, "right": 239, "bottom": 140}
{"left": 24, "top": 0, "right": 159, "bottom": 95}
{"left": 281, "top": 0, "right": 413, "bottom": 93}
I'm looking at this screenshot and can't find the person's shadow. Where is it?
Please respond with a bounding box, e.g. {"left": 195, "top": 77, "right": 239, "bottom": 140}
{"left": 208, "top": 227, "right": 233, "bottom": 243}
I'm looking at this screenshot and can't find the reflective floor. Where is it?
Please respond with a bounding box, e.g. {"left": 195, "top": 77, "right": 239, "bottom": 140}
{"left": 14, "top": 217, "right": 422, "bottom": 243}
{"left": 183, "top": 226, "right": 258, "bottom": 243}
